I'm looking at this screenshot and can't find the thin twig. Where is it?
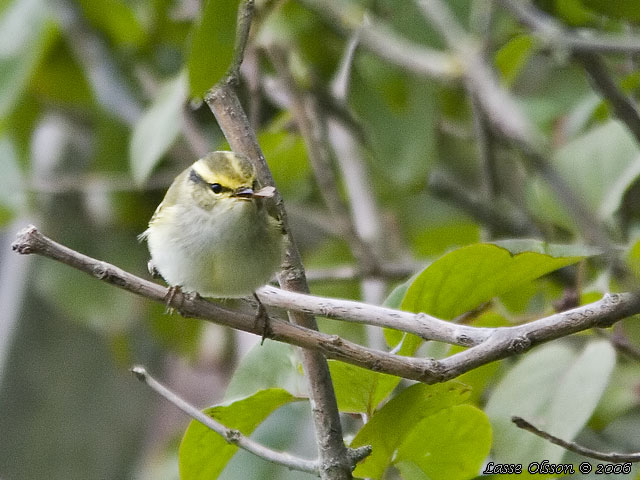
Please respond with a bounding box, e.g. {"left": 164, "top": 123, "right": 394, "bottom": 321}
{"left": 575, "top": 52, "right": 640, "bottom": 144}
{"left": 12, "top": 225, "right": 640, "bottom": 385}
{"left": 299, "top": 0, "right": 460, "bottom": 81}
{"left": 495, "top": 0, "right": 640, "bottom": 144}
{"left": 595, "top": 327, "right": 640, "bottom": 362}
{"left": 496, "top": 0, "right": 640, "bottom": 55}
{"left": 204, "top": 3, "right": 354, "bottom": 478}
{"left": 327, "top": 26, "right": 390, "bottom": 314}
{"left": 267, "top": 46, "right": 378, "bottom": 275}
{"left": 131, "top": 366, "right": 320, "bottom": 475}
{"left": 429, "top": 170, "right": 541, "bottom": 238}
{"left": 469, "top": 92, "right": 499, "bottom": 203}
{"left": 512, "top": 416, "right": 640, "bottom": 463}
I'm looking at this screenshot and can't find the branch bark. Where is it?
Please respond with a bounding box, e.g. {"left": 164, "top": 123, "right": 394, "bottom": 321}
{"left": 202, "top": 3, "right": 354, "bottom": 478}
{"left": 12, "top": 225, "right": 640, "bottom": 385}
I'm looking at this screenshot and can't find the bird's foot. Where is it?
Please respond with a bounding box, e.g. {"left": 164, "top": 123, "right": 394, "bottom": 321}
{"left": 253, "top": 293, "right": 272, "bottom": 345}
{"left": 164, "top": 285, "right": 183, "bottom": 314}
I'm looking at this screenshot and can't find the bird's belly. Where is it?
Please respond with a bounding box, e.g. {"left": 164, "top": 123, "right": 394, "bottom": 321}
{"left": 147, "top": 203, "right": 281, "bottom": 297}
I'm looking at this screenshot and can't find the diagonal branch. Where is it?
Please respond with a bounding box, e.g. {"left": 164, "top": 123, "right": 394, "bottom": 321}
{"left": 12, "top": 225, "right": 640, "bottom": 385}
{"left": 496, "top": 0, "right": 640, "bottom": 55}
{"left": 575, "top": 52, "right": 640, "bottom": 145}
{"left": 512, "top": 416, "right": 640, "bottom": 463}
{"left": 131, "top": 366, "right": 322, "bottom": 475}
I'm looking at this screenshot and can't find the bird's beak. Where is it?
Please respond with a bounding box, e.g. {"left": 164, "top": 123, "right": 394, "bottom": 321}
{"left": 233, "top": 187, "right": 254, "bottom": 199}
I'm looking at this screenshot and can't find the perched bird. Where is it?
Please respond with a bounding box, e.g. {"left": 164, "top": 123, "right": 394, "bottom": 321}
{"left": 140, "top": 151, "right": 284, "bottom": 301}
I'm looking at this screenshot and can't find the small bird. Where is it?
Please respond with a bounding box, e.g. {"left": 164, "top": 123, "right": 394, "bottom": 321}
{"left": 140, "top": 151, "right": 284, "bottom": 304}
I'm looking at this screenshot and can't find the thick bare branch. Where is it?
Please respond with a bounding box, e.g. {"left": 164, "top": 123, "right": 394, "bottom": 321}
{"left": 256, "top": 285, "right": 491, "bottom": 347}
{"left": 12, "top": 225, "right": 640, "bottom": 386}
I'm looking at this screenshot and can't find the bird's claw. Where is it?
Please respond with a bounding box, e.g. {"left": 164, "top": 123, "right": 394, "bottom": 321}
{"left": 253, "top": 293, "right": 272, "bottom": 345}
{"left": 164, "top": 285, "right": 183, "bottom": 314}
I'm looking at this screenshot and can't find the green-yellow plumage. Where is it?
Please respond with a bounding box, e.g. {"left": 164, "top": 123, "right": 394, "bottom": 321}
{"left": 140, "top": 151, "right": 283, "bottom": 297}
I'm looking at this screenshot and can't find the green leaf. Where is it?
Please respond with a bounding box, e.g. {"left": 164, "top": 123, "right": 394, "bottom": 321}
{"left": 328, "top": 361, "right": 400, "bottom": 415}
{"left": 491, "top": 239, "right": 600, "bottom": 257}
{"left": 179, "top": 388, "right": 302, "bottom": 480}
{"left": 351, "top": 382, "right": 471, "bottom": 479}
{"left": 395, "top": 404, "right": 492, "bottom": 480}
{"left": 129, "top": 72, "right": 186, "bottom": 185}
{"left": 495, "top": 34, "right": 536, "bottom": 87}
{"left": 528, "top": 120, "right": 640, "bottom": 230}
{"left": 486, "top": 340, "right": 616, "bottom": 464}
{"left": 0, "top": 0, "right": 54, "bottom": 120}
{"left": 224, "top": 341, "right": 305, "bottom": 401}
{"left": 401, "top": 242, "right": 589, "bottom": 319}
{"left": 187, "top": 0, "right": 241, "bottom": 98}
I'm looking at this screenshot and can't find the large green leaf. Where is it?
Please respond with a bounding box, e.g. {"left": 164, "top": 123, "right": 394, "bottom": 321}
{"left": 401, "top": 241, "right": 592, "bottom": 319}
{"left": 395, "top": 404, "right": 492, "bottom": 480}
{"left": 351, "top": 382, "right": 471, "bottom": 479}
{"left": 179, "top": 388, "right": 302, "bottom": 480}
{"left": 187, "top": 0, "right": 241, "bottom": 98}
{"left": 486, "top": 340, "right": 616, "bottom": 464}
{"left": 328, "top": 360, "right": 400, "bottom": 416}
{"left": 129, "top": 72, "right": 187, "bottom": 185}
{"left": 528, "top": 120, "right": 640, "bottom": 230}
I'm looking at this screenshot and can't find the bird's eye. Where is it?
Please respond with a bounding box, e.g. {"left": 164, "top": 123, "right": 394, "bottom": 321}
{"left": 210, "top": 183, "right": 222, "bottom": 194}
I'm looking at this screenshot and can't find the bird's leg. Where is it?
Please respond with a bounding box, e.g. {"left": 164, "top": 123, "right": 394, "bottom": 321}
{"left": 164, "top": 285, "right": 183, "bottom": 314}
{"left": 253, "top": 292, "right": 272, "bottom": 345}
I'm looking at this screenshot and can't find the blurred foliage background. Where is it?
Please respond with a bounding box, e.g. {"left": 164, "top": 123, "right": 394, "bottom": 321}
{"left": 2, "top": 0, "right": 640, "bottom": 478}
